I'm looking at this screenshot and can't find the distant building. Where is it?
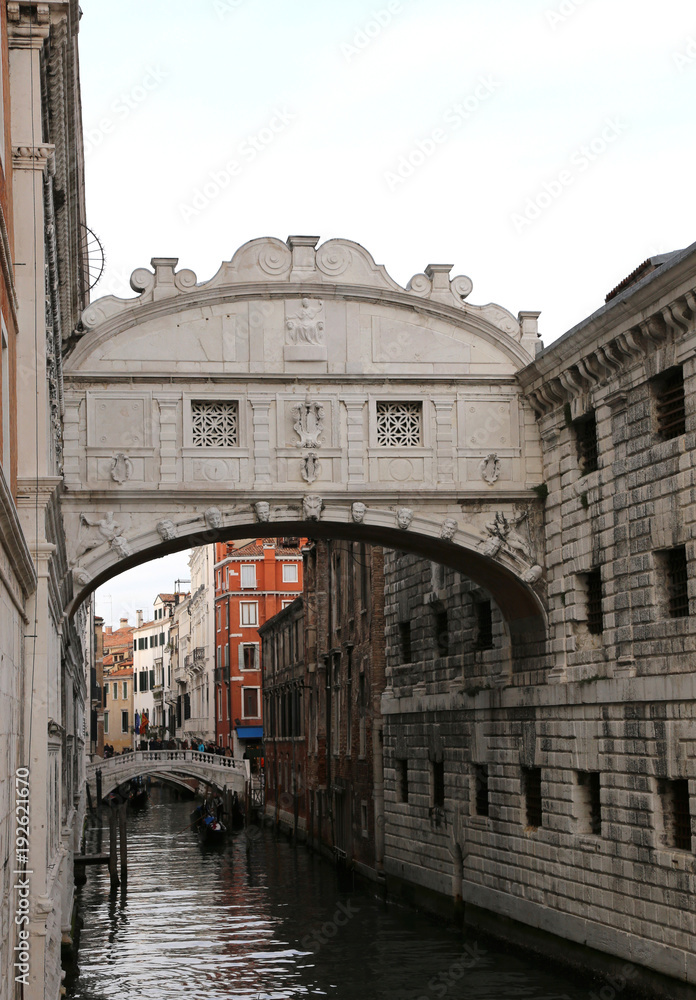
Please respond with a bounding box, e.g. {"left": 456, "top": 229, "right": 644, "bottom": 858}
{"left": 103, "top": 667, "right": 134, "bottom": 754}
{"left": 214, "top": 538, "right": 304, "bottom": 757}
{"left": 132, "top": 593, "right": 186, "bottom": 744}
{"left": 260, "top": 596, "right": 305, "bottom": 836}
{"left": 262, "top": 540, "right": 386, "bottom": 877}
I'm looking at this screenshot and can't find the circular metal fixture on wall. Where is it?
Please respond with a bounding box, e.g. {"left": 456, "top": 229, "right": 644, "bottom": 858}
{"left": 80, "top": 223, "right": 106, "bottom": 291}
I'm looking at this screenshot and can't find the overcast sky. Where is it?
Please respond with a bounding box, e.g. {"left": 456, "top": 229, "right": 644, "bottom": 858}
{"left": 80, "top": 0, "right": 696, "bottom": 625}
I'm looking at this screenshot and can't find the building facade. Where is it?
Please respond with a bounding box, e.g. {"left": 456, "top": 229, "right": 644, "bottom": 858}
{"left": 103, "top": 667, "right": 134, "bottom": 755}
{"left": 380, "top": 245, "right": 696, "bottom": 997}
{"left": 260, "top": 596, "right": 306, "bottom": 836}
{"left": 214, "top": 538, "right": 304, "bottom": 756}
{"left": 265, "top": 539, "right": 386, "bottom": 879}
{"left": 0, "top": 4, "right": 90, "bottom": 1000}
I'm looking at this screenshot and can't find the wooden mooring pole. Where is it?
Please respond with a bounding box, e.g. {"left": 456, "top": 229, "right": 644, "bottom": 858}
{"left": 118, "top": 802, "right": 128, "bottom": 880}
{"left": 108, "top": 805, "right": 119, "bottom": 888}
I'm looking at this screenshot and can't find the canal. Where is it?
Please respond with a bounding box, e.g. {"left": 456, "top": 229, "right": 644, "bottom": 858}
{"left": 68, "top": 787, "right": 600, "bottom": 999}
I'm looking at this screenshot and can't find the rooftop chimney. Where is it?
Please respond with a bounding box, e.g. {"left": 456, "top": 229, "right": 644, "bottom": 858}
{"left": 136, "top": 610, "right": 143, "bottom": 627}
{"left": 120, "top": 617, "right": 129, "bottom": 626}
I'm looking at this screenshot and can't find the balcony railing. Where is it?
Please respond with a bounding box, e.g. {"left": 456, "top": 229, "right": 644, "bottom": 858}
{"left": 193, "top": 647, "right": 205, "bottom": 662}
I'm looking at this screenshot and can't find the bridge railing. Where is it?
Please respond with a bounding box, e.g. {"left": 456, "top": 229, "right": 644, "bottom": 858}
{"left": 86, "top": 749, "right": 249, "bottom": 780}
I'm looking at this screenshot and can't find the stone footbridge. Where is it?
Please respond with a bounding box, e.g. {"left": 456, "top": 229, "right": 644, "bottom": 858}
{"left": 86, "top": 750, "right": 250, "bottom": 801}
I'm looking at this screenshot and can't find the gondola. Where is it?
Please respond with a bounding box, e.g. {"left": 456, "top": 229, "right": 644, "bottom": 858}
{"left": 191, "top": 804, "right": 227, "bottom": 844}
{"left": 128, "top": 777, "right": 149, "bottom": 808}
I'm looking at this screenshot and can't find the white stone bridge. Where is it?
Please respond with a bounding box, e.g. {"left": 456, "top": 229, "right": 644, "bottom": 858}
{"left": 62, "top": 235, "right": 547, "bottom": 645}
{"left": 85, "top": 750, "right": 250, "bottom": 801}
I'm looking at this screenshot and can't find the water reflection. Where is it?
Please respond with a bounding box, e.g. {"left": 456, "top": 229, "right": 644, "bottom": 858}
{"left": 68, "top": 788, "right": 597, "bottom": 999}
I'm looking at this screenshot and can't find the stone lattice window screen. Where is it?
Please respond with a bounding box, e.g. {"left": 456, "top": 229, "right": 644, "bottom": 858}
{"left": 191, "top": 400, "right": 238, "bottom": 447}
{"left": 376, "top": 401, "right": 422, "bottom": 446}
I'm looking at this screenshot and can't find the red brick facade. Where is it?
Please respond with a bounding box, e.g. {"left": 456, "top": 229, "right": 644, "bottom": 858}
{"left": 262, "top": 539, "right": 386, "bottom": 878}
{"left": 213, "top": 538, "right": 305, "bottom": 756}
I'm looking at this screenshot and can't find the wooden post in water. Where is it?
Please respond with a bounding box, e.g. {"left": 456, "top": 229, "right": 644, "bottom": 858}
{"left": 96, "top": 769, "right": 102, "bottom": 818}
{"left": 118, "top": 802, "right": 128, "bottom": 880}
{"left": 108, "top": 805, "right": 119, "bottom": 888}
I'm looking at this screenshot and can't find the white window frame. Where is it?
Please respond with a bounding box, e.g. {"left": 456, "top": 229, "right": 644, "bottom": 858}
{"left": 121, "top": 711, "right": 129, "bottom": 734}
{"left": 281, "top": 599, "right": 294, "bottom": 609}
{"left": 113, "top": 682, "right": 118, "bottom": 700}
{"left": 240, "top": 564, "right": 257, "bottom": 589}
{"left": 122, "top": 682, "right": 128, "bottom": 700}
{"left": 240, "top": 601, "right": 258, "bottom": 626}
{"left": 282, "top": 563, "right": 298, "bottom": 583}
{"left": 241, "top": 686, "right": 260, "bottom": 718}
{"left": 104, "top": 712, "right": 109, "bottom": 735}
{"left": 239, "top": 642, "right": 259, "bottom": 671}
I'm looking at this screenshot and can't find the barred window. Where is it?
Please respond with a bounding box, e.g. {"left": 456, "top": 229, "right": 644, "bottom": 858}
{"left": 573, "top": 411, "right": 598, "bottom": 474}
{"left": 474, "top": 764, "right": 490, "bottom": 817}
{"left": 653, "top": 367, "right": 686, "bottom": 440}
{"left": 584, "top": 569, "right": 603, "bottom": 634}
{"left": 191, "top": 400, "right": 238, "bottom": 447}
{"left": 523, "top": 767, "right": 543, "bottom": 829}
{"left": 659, "top": 779, "right": 692, "bottom": 851}
{"left": 656, "top": 545, "right": 690, "bottom": 618}
{"left": 376, "top": 401, "right": 422, "bottom": 446}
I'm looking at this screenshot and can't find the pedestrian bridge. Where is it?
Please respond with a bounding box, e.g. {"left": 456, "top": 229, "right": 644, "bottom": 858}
{"left": 85, "top": 750, "right": 250, "bottom": 800}
{"left": 63, "top": 235, "right": 547, "bottom": 643}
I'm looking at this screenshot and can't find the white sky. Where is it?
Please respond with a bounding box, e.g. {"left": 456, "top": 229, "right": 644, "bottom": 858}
{"left": 81, "top": 0, "right": 696, "bottom": 624}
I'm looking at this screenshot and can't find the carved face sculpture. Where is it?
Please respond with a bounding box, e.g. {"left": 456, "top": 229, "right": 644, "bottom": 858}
{"left": 351, "top": 501, "right": 367, "bottom": 524}
{"left": 303, "top": 495, "right": 323, "bottom": 521}
{"left": 254, "top": 501, "right": 271, "bottom": 523}
{"left": 204, "top": 507, "right": 222, "bottom": 530}
{"left": 396, "top": 507, "right": 413, "bottom": 530}
{"left": 440, "top": 518, "right": 457, "bottom": 541}
{"left": 157, "top": 519, "right": 176, "bottom": 542}
{"left": 110, "top": 535, "right": 131, "bottom": 559}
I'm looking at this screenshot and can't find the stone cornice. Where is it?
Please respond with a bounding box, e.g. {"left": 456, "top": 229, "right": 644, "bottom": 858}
{"left": 7, "top": 2, "right": 51, "bottom": 47}
{"left": 12, "top": 144, "right": 55, "bottom": 171}
{"left": 0, "top": 463, "right": 37, "bottom": 601}
{"left": 519, "top": 241, "right": 696, "bottom": 415}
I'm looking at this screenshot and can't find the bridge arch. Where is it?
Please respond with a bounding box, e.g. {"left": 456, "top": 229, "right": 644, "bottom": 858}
{"left": 63, "top": 235, "right": 546, "bottom": 635}
{"left": 86, "top": 750, "right": 249, "bottom": 801}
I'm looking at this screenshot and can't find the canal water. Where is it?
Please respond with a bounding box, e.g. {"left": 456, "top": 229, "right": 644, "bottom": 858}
{"left": 68, "top": 787, "right": 600, "bottom": 1000}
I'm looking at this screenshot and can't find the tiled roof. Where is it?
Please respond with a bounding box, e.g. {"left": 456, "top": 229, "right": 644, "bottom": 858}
{"left": 107, "top": 667, "right": 133, "bottom": 678}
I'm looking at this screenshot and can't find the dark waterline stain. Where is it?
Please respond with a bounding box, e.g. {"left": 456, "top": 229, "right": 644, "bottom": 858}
{"left": 67, "top": 788, "right": 598, "bottom": 1000}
